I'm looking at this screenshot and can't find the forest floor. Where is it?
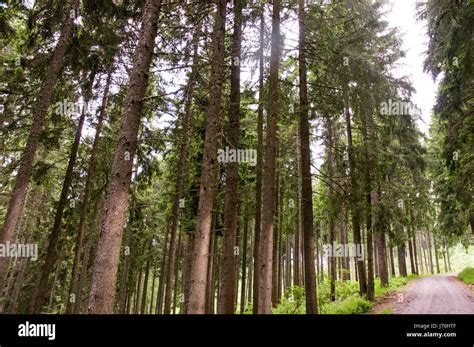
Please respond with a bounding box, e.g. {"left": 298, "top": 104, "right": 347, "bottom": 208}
{"left": 372, "top": 273, "right": 474, "bottom": 314}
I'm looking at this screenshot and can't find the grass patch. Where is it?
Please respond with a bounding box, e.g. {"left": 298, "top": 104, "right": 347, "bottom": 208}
{"left": 458, "top": 267, "right": 474, "bottom": 284}
{"left": 374, "top": 276, "right": 411, "bottom": 296}
{"left": 380, "top": 308, "right": 393, "bottom": 314}
{"left": 323, "top": 296, "right": 373, "bottom": 314}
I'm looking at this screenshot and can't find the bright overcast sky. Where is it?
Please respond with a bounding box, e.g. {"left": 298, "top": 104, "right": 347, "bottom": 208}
{"left": 384, "top": 0, "right": 438, "bottom": 136}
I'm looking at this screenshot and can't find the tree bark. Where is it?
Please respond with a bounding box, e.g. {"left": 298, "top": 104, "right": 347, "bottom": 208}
{"left": 427, "top": 232, "right": 434, "bottom": 274}
{"left": 76, "top": 198, "right": 101, "bottom": 313}
{"left": 182, "top": 232, "right": 194, "bottom": 314}
{"left": 272, "top": 160, "right": 280, "bottom": 307}
{"left": 361, "top": 113, "right": 374, "bottom": 301}
{"left": 186, "top": 0, "right": 226, "bottom": 314}
{"left": 325, "top": 113, "right": 336, "bottom": 302}
{"left": 140, "top": 245, "right": 152, "bottom": 314}
{"left": 397, "top": 243, "right": 407, "bottom": 277}
{"left": 219, "top": 0, "right": 244, "bottom": 314}
{"left": 240, "top": 213, "right": 248, "bottom": 313}
{"left": 340, "top": 206, "right": 350, "bottom": 280}
{"left": 67, "top": 65, "right": 113, "bottom": 314}
{"left": 87, "top": 0, "right": 162, "bottom": 313}
{"left": 155, "top": 226, "right": 169, "bottom": 314}
{"left": 374, "top": 186, "right": 389, "bottom": 287}
{"left": 118, "top": 225, "right": 133, "bottom": 314}
{"left": 294, "top": 127, "right": 302, "bottom": 287}
{"left": 257, "top": 0, "right": 281, "bottom": 314}
{"left": 433, "top": 235, "right": 440, "bottom": 274}
{"left": 252, "top": 7, "right": 265, "bottom": 315}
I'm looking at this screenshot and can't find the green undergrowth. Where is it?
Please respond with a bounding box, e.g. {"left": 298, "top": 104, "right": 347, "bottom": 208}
{"left": 271, "top": 274, "right": 417, "bottom": 314}
{"left": 458, "top": 267, "right": 474, "bottom": 284}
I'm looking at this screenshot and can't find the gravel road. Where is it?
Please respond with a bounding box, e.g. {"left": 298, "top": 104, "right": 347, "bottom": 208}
{"left": 393, "top": 273, "right": 474, "bottom": 314}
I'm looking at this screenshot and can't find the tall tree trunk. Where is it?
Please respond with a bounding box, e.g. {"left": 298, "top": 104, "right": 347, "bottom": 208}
{"left": 294, "top": 127, "right": 302, "bottom": 287}
{"left": 408, "top": 237, "right": 416, "bottom": 275}
{"left": 272, "top": 161, "right": 280, "bottom": 308}
{"left": 433, "top": 236, "right": 440, "bottom": 274}
{"left": 257, "top": 0, "right": 281, "bottom": 314}
{"left": 325, "top": 114, "right": 337, "bottom": 301}
{"left": 446, "top": 245, "right": 451, "bottom": 272}
{"left": 33, "top": 69, "right": 97, "bottom": 313}
{"left": 87, "top": 0, "right": 162, "bottom": 313}
{"left": 219, "top": 0, "right": 244, "bottom": 314}
{"left": 418, "top": 232, "right": 425, "bottom": 274}
{"left": 187, "top": 0, "right": 226, "bottom": 314}
{"left": 285, "top": 234, "right": 291, "bottom": 288}
{"left": 247, "top": 226, "right": 253, "bottom": 307}
{"left": 47, "top": 240, "right": 66, "bottom": 312}
{"left": 252, "top": 8, "right": 265, "bottom": 315}
{"left": 0, "top": 0, "right": 79, "bottom": 292}
{"left": 240, "top": 213, "right": 248, "bottom": 313}
{"left": 182, "top": 233, "right": 194, "bottom": 314}
{"left": 340, "top": 206, "right": 350, "bottom": 280}
{"left": 149, "top": 264, "right": 157, "bottom": 314}
{"left": 163, "top": 17, "right": 202, "bottom": 315}
{"left": 67, "top": 65, "right": 114, "bottom": 314}
{"left": 134, "top": 267, "right": 143, "bottom": 314}
{"left": 118, "top": 225, "right": 133, "bottom": 314}
{"left": 141, "top": 247, "right": 152, "bottom": 314}
{"left": 205, "top": 209, "right": 217, "bottom": 314}
{"left": 375, "top": 231, "right": 389, "bottom": 287}
{"left": 427, "top": 232, "right": 434, "bottom": 274}
{"left": 411, "top": 218, "right": 419, "bottom": 275}
{"left": 361, "top": 113, "right": 374, "bottom": 301}
{"left": 298, "top": 0, "right": 318, "bottom": 313}
{"left": 421, "top": 233, "right": 429, "bottom": 273}
{"left": 1, "top": 185, "right": 32, "bottom": 312}
{"left": 277, "top": 201, "right": 283, "bottom": 303}
{"left": 374, "top": 186, "right": 389, "bottom": 287}
{"left": 342, "top": 90, "right": 367, "bottom": 295}
{"left": 76, "top": 198, "right": 101, "bottom": 313}
{"left": 172, "top": 230, "right": 182, "bottom": 314}
{"left": 397, "top": 243, "right": 407, "bottom": 277}
{"left": 442, "top": 245, "right": 448, "bottom": 272}
{"left": 155, "top": 226, "right": 169, "bottom": 314}
{"left": 389, "top": 243, "right": 396, "bottom": 277}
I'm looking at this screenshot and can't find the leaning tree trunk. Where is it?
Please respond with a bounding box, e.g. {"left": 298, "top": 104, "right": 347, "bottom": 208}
{"left": 187, "top": 0, "right": 226, "bottom": 314}
{"left": 118, "top": 225, "right": 133, "bottom": 314}
{"left": 257, "top": 0, "right": 281, "bottom": 314}
{"left": 0, "top": 0, "right": 79, "bottom": 298}
{"left": 87, "top": 0, "right": 162, "bottom": 314}
{"left": 76, "top": 197, "right": 102, "bottom": 313}
{"left": 67, "top": 65, "right": 114, "bottom": 314}
{"left": 33, "top": 69, "right": 97, "bottom": 313}
{"left": 219, "top": 0, "right": 244, "bottom": 314}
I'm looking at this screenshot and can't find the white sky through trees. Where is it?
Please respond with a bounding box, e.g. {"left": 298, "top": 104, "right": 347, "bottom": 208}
{"left": 385, "top": 0, "right": 438, "bottom": 136}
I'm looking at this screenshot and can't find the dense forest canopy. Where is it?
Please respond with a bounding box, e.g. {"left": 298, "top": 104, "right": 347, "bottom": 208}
{"left": 0, "top": 0, "right": 472, "bottom": 314}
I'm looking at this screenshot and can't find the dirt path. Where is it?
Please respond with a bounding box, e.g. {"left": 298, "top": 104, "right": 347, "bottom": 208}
{"left": 374, "top": 273, "right": 474, "bottom": 314}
